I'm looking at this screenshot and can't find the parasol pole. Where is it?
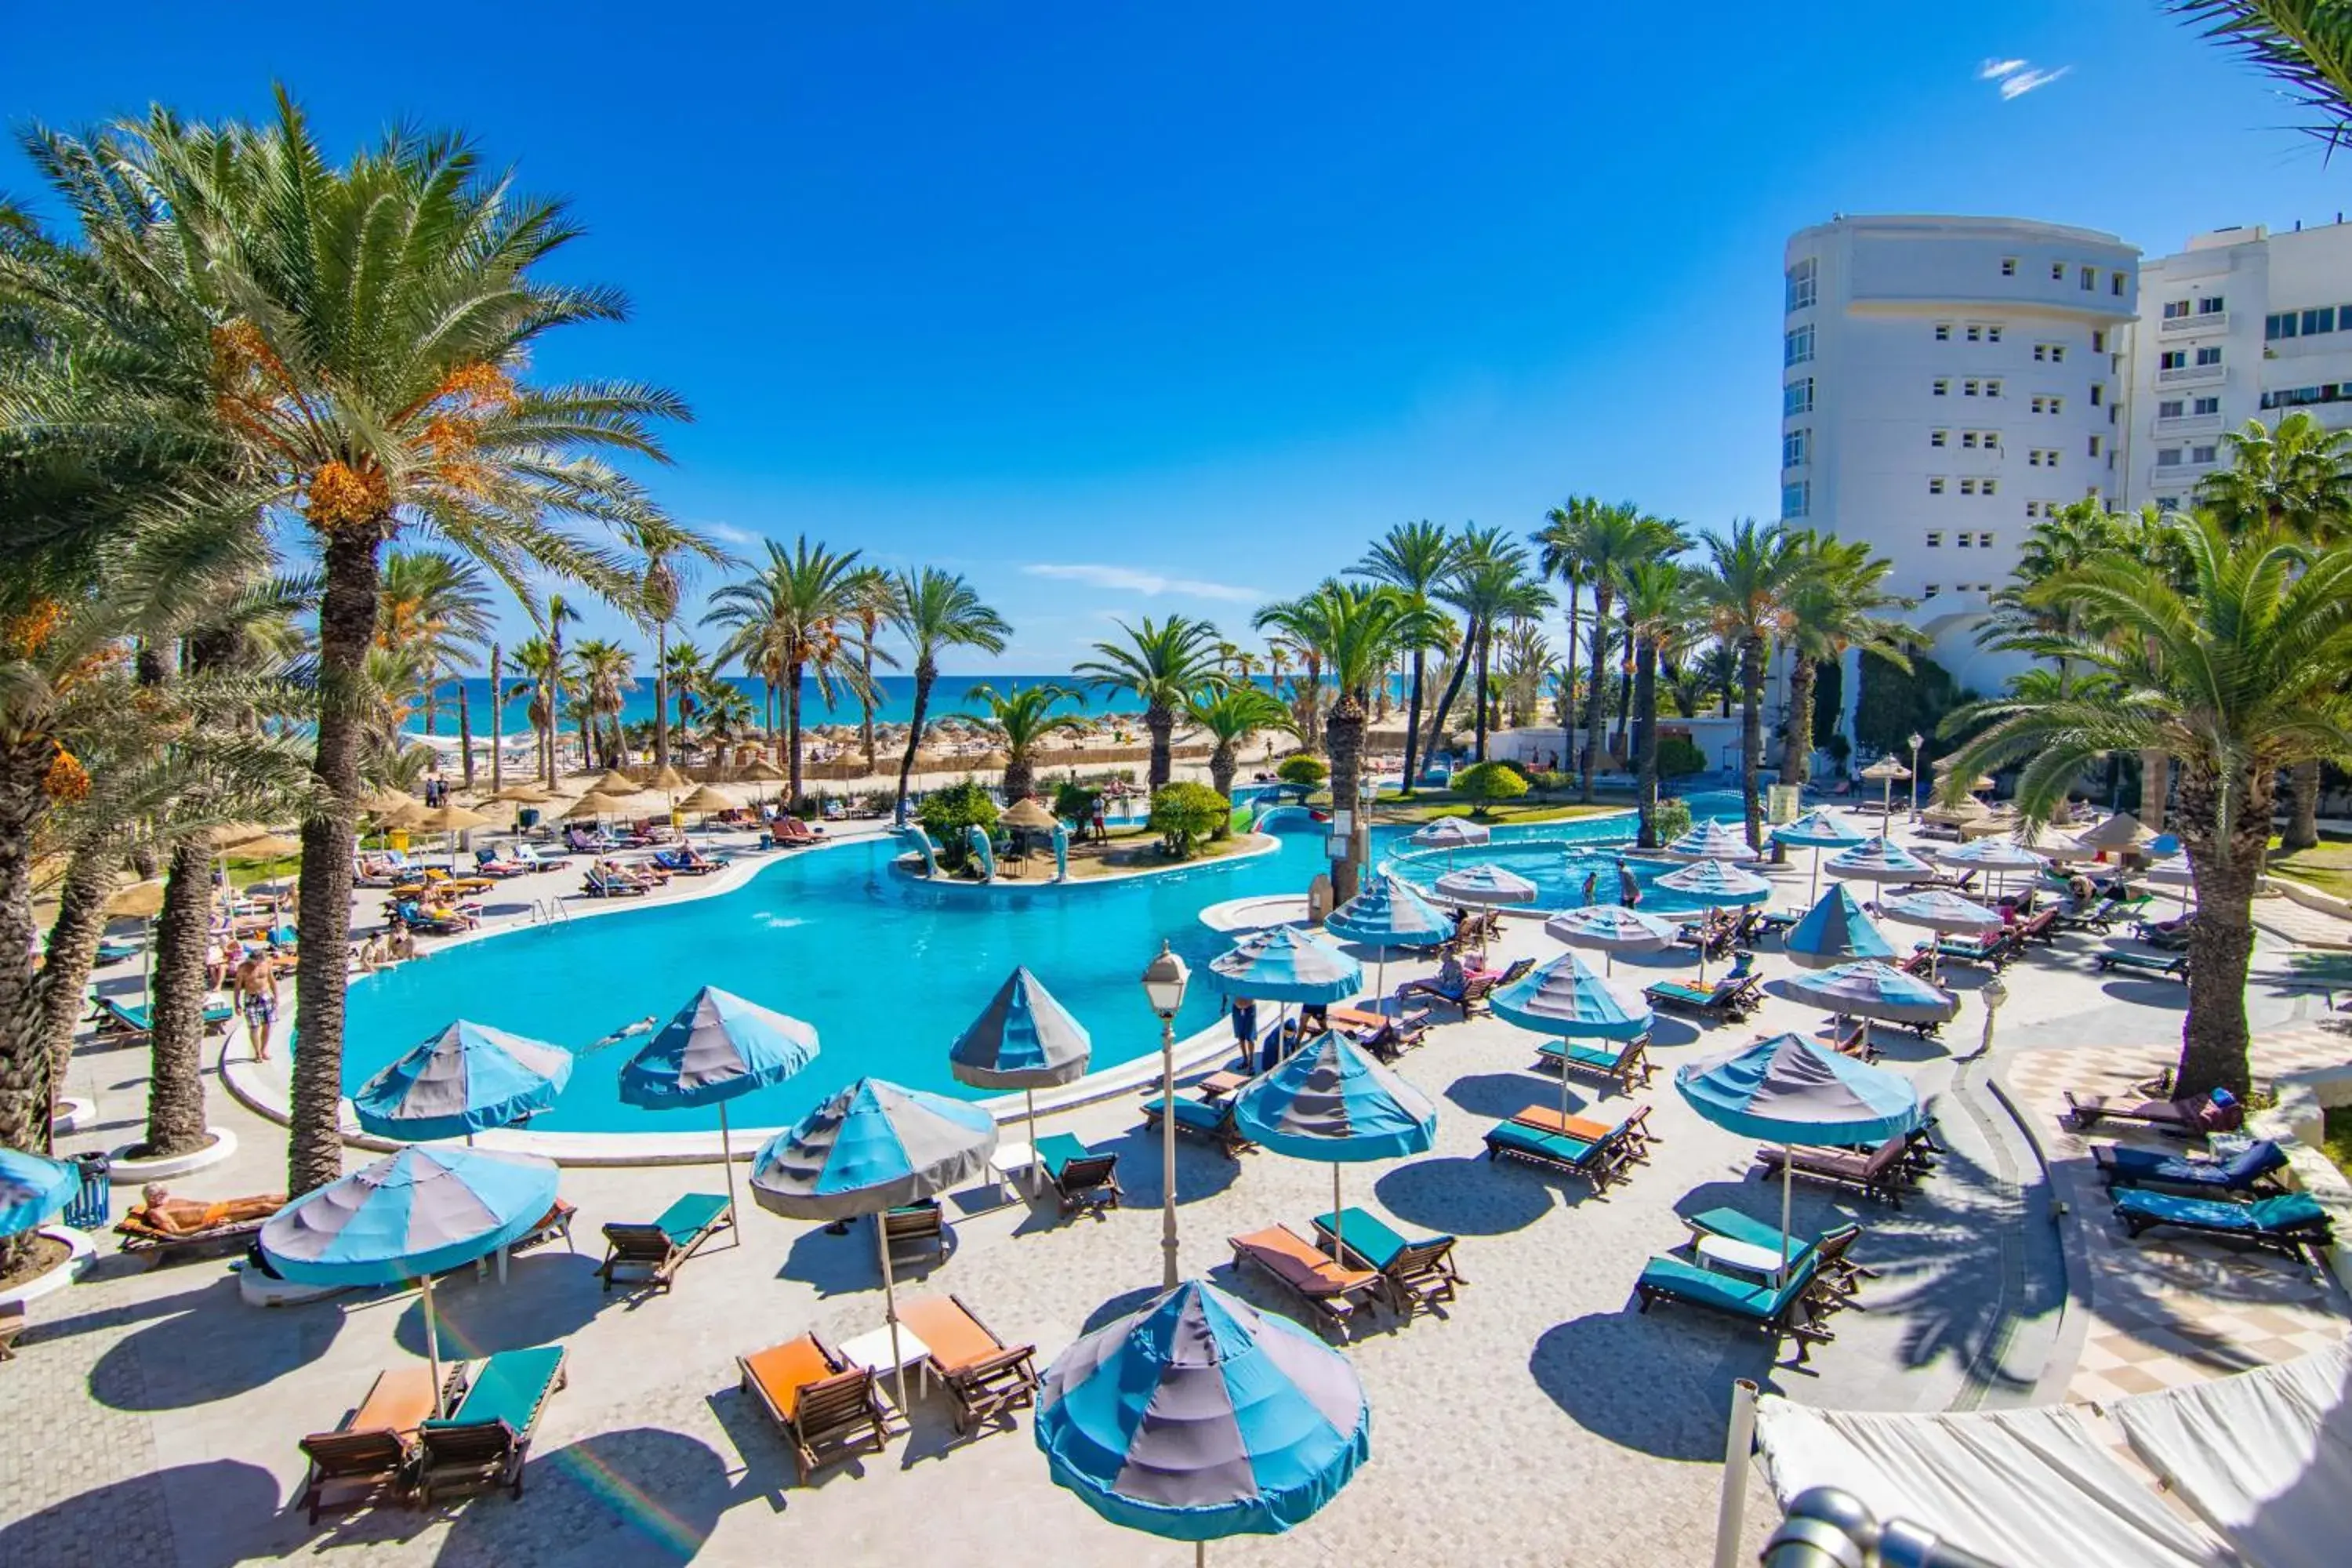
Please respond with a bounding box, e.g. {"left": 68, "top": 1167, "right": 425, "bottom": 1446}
{"left": 420, "top": 1272, "right": 447, "bottom": 1417}
{"left": 717, "top": 1101, "right": 741, "bottom": 1236}
{"left": 1026, "top": 1089, "right": 1043, "bottom": 1196}
{"left": 1330, "top": 1163, "right": 1345, "bottom": 1262}
{"left": 877, "top": 1215, "right": 909, "bottom": 1417}
{"left": 1810, "top": 847, "right": 1823, "bottom": 904}
{"left": 1779, "top": 1142, "right": 1795, "bottom": 1279}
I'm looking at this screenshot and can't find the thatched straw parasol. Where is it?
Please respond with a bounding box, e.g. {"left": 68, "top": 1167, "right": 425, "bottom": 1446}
{"left": 1000, "top": 797, "right": 1058, "bottom": 832}
{"left": 563, "top": 791, "right": 637, "bottom": 821}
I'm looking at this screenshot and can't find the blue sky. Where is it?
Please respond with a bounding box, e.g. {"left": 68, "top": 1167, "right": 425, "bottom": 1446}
{"left": 5, "top": 2, "right": 2347, "bottom": 670}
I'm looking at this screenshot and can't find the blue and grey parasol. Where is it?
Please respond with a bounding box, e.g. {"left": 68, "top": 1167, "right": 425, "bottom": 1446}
{"left": 1662, "top": 818, "right": 1760, "bottom": 863}
{"left": 0, "top": 1145, "right": 77, "bottom": 1240}
{"left": 351, "top": 1020, "right": 575, "bottom": 1143}
{"left": 1825, "top": 836, "right": 1934, "bottom": 884}
{"left": 949, "top": 967, "right": 1091, "bottom": 1193}
{"left": 1203, "top": 925, "right": 1363, "bottom": 1006}
{"left": 1780, "top": 959, "right": 1959, "bottom": 1026}
{"left": 1325, "top": 873, "right": 1451, "bottom": 998}
{"left": 1782, "top": 884, "right": 1898, "bottom": 971}
{"left": 621, "top": 985, "right": 821, "bottom": 1215}
{"left": 1774, "top": 807, "right": 1868, "bottom": 900}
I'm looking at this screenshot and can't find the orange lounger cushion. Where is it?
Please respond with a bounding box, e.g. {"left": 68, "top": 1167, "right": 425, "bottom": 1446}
{"left": 1509, "top": 1105, "right": 1614, "bottom": 1143}
{"left": 741, "top": 1335, "right": 835, "bottom": 1421}
{"left": 897, "top": 1298, "right": 998, "bottom": 1374}
{"left": 348, "top": 1366, "right": 441, "bottom": 1438}
{"left": 1230, "top": 1226, "right": 1381, "bottom": 1297}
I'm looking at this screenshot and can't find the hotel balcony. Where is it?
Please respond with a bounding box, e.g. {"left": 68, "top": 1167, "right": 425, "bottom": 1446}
{"left": 2158, "top": 310, "right": 2230, "bottom": 336}
{"left": 2151, "top": 413, "right": 2226, "bottom": 436}
{"left": 2157, "top": 363, "right": 2227, "bottom": 386}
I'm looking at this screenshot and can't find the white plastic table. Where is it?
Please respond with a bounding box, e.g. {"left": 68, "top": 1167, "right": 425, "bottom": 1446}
{"left": 839, "top": 1323, "right": 933, "bottom": 1410}
{"left": 986, "top": 1141, "right": 1035, "bottom": 1201}
{"left": 1697, "top": 1233, "right": 1795, "bottom": 1282}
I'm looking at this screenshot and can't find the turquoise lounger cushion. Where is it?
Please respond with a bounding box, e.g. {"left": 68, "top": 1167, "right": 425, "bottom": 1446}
{"left": 426, "top": 1345, "right": 564, "bottom": 1434}
{"left": 2117, "top": 1189, "right": 2325, "bottom": 1232}
{"left": 1485, "top": 1120, "right": 1597, "bottom": 1164}
{"left": 1685, "top": 1207, "right": 1825, "bottom": 1266}
{"left": 653, "top": 1192, "right": 731, "bottom": 1245}
{"left": 2104, "top": 1141, "right": 2285, "bottom": 1188}
{"left": 1310, "top": 1207, "right": 1446, "bottom": 1272}
{"left": 2249, "top": 1193, "right": 2328, "bottom": 1229}
{"left": 1639, "top": 1253, "right": 1813, "bottom": 1319}
{"left": 1650, "top": 982, "right": 1714, "bottom": 1004}
{"left": 1141, "top": 1097, "right": 1224, "bottom": 1131}
{"left": 1033, "top": 1133, "right": 1090, "bottom": 1180}
{"left": 1538, "top": 1039, "right": 1635, "bottom": 1069}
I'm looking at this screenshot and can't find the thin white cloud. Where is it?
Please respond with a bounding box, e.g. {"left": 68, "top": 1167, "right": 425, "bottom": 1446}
{"left": 697, "top": 521, "right": 764, "bottom": 547}
{"left": 1978, "top": 58, "right": 2026, "bottom": 81}
{"left": 1999, "top": 65, "right": 2071, "bottom": 100}
{"left": 1023, "top": 562, "right": 1265, "bottom": 604}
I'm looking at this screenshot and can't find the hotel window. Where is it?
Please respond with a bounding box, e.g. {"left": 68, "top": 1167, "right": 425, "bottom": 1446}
{"left": 2001, "top": 257, "right": 2017, "bottom": 277}
{"left": 1784, "top": 258, "right": 1817, "bottom": 311}
{"left": 2156, "top": 495, "right": 2180, "bottom": 513}
{"left": 2162, "top": 299, "right": 2190, "bottom": 320}
{"left": 1983, "top": 478, "right": 1998, "bottom": 495}
{"left": 2157, "top": 448, "right": 2183, "bottom": 467}
{"left": 1929, "top": 429, "right": 1948, "bottom": 448}
{"left": 2025, "top": 501, "right": 2046, "bottom": 518}
{"left": 2305, "top": 307, "right": 2336, "bottom": 336}
{"left": 1961, "top": 431, "right": 1979, "bottom": 449}
{"left": 2191, "top": 443, "right": 2218, "bottom": 464}
{"left": 1981, "top": 430, "right": 2001, "bottom": 450}
{"left": 2193, "top": 396, "right": 2220, "bottom": 416}
{"left": 1957, "top": 530, "right": 1973, "bottom": 545}
{"left": 1978, "top": 532, "right": 1994, "bottom": 547}
{"left": 1987, "top": 325, "right": 2003, "bottom": 343}
{"left": 1928, "top": 477, "right": 1946, "bottom": 495}
{"left": 1782, "top": 429, "right": 1809, "bottom": 467}
{"left": 2198, "top": 295, "right": 2225, "bottom": 314}
{"left": 2113, "top": 272, "right": 2127, "bottom": 296}
{"left": 2195, "top": 346, "right": 2223, "bottom": 367}
{"left": 2087, "top": 435, "right": 2100, "bottom": 458}
{"left": 1935, "top": 323, "right": 1952, "bottom": 342}
{"left": 2044, "top": 396, "right": 2060, "bottom": 413}
{"left": 2159, "top": 350, "right": 2187, "bottom": 371}
{"left": 2089, "top": 383, "right": 2103, "bottom": 406}
{"left": 2092, "top": 329, "right": 2107, "bottom": 352}
{"left": 2158, "top": 399, "right": 2183, "bottom": 419}
{"left": 2051, "top": 262, "right": 2065, "bottom": 281}
{"left": 2080, "top": 266, "right": 2096, "bottom": 291}
{"left": 1926, "top": 532, "right": 1944, "bottom": 547}
{"left": 1965, "top": 325, "right": 1982, "bottom": 343}
{"left": 1780, "top": 480, "right": 1809, "bottom": 519}
{"left": 1933, "top": 379, "right": 1950, "bottom": 396}
{"left": 1963, "top": 380, "right": 1980, "bottom": 397}
{"left": 2267, "top": 312, "right": 2298, "bottom": 340}
{"left": 1784, "top": 376, "right": 1815, "bottom": 415}
{"left": 1784, "top": 325, "right": 1814, "bottom": 365}
{"left": 1985, "top": 379, "right": 2002, "bottom": 397}
{"left": 1923, "top": 583, "right": 1940, "bottom": 598}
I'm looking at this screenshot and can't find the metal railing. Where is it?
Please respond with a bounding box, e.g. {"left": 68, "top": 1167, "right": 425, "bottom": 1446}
{"left": 2158, "top": 310, "right": 2229, "bottom": 335}
{"left": 2156, "top": 362, "right": 2227, "bottom": 385}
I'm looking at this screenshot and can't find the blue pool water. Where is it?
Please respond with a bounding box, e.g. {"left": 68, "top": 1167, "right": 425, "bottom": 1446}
{"left": 339, "top": 793, "right": 1735, "bottom": 1134}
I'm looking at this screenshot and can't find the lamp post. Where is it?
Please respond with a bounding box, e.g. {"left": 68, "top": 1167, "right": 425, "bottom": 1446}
{"left": 1907, "top": 731, "right": 1925, "bottom": 820}
{"left": 1973, "top": 974, "right": 2008, "bottom": 1061}
{"left": 1141, "top": 940, "right": 1191, "bottom": 1288}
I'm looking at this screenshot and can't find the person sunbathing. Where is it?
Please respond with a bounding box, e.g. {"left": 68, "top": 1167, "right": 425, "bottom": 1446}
{"left": 136, "top": 1184, "right": 284, "bottom": 1235}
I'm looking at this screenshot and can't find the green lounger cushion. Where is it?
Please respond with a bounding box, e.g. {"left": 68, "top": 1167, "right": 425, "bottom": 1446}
{"left": 1648, "top": 982, "right": 1715, "bottom": 1004}
{"left": 1033, "top": 1133, "right": 1091, "bottom": 1180}
{"left": 1485, "top": 1120, "right": 1599, "bottom": 1164}
{"left": 1537, "top": 1039, "right": 1636, "bottom": 1071}
{"left": 425, "top": 1345, "right": 564, "bottom": 1433}
{"left": 1310, "top": 1207, "right": 1449, "bottom": 1272}
{"left": 653, "top": 1193, "right": 731, "bottom": 1247}
{"left": 1685, "top": 1206, "right": 1826, "bottom": 1266}
{"left": 1140, "top": 1097, "right": 1224, "bottom": 1131}
{"left": 1638, "top": 1254, "right": 1812, "bottom": 1320}
{"left": 2118, "top": 1189, "right": 2326, "bottom": 1233}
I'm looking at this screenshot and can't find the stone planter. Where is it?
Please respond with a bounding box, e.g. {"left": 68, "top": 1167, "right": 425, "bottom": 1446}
{"left": 48, "top": 1097, "right": 94, "bottom": 1136}
{"left": 0, "top": 1225, "right": 96, "bottom": 1309}
{"left": 105, "top": 1126, "right": 239, "bottom": 1185}
{"left": 2254, "top": 1061, "right": 2352, "bottom": 1294}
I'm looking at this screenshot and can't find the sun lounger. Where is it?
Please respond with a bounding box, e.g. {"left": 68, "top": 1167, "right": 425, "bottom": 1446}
{"left": 597, "top": 1192, "right": 732, "bottom": 1292}
{"left": 579, "top": 866, "right": 648, "bottom": 898}
{"left": 1642, "top": 971, "right": 1761, "bottom": 1024}
{"left": 1396, "top": 969, "right": 1502, "bottom": 1015}
{"left": 898, "top": 1294, "right": 1040, "bottom": 1435}
{"left": 1916, "top": 931, "right": 2016, "bottom": 971}
{"left": 877, "top": 1199, "right": 946, "bottom": 1260}
{"left": 2095, "top": 1139, "right": 2288, "bottom": 1196}
{"left": 414, "top": 1346, "right": 566, "bottom": 1505}
{"left": 94, "top": 940, "right": 141, "bottom": 965}
{"left": 1633, "top": 1253, "right": 1834, "bottom": 1361}
{"left": 2135, "top": 915, "right": 2196, "bottom": 950}
{"left": 1034, "top": 1133, "right": 1123, "bottom": 1218}
{"left": 1681, "top": 1207, "right": 1875, "bottom": 1300}
{"left": 1139, "top": 1093, "right": 1254, "bottom": 1155}
{"left": 89, "top": 996, "right": 234, "bottom": 1040}
{"left": 1351, "top": 1008, "right": 1433, "bottom": 1062}
{"left": 2061, "top": 1089, "right": 2239, "bottom": 1135}
{"left": 1227, "top": 1224, "right": 1385, "bottom": 1338}
{"left": 1310, "top": 1207, "right": 1464, "bottom": 1317}
{"left": 114, "top": 1198, "right": 276, "bottom": 1266}
{"left": 1481, "top": 1120, "right": 1632, "bottom": 1192}
{"left": 651, "top": 848, "right": 716, "bottom": 876}
{"left": 1534, "top": 1033, "right": 1653, "bottom": 1090}
{"left": 2010, "top": 907, "right": 2060, "bottom": 946}
{"left": 2096, "top": 949, "right": 2187, "bottom": 982}
{"left": 471, "top": 848, "right": 530, "bottom": 879}
{"left": 296, "top": 1364, "right": 452, "bottom": 1523}
{"left": 2114, "top": 1190, "right": 2335, "bottom": 1264}
{"left": 1752, "top": 1138, "right": 1915, "bottom": 1206}
{"left": 737, "top": 1332, "right": 890, "bottom": 1483}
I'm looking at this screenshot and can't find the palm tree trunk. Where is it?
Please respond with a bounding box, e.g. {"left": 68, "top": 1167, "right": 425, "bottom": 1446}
{"left": 2140, "top": 750, "right": 2169, "bottom": 833}
{"left": 1580, "top": 589, "right": 1613, "bottom": 803}
{"left": 1739, "top": 635, "right": 1766, "bottom": 849}
{"left": 2175, "top": 762, "right": 2266, "bottom": 1098}
{"left": 457, "top": 677, "right": 475, "bottom": 791}
{"left": 653, "top": 620, "right": 670, "bottom": 772}
{"left": 37, "top": 844, "right": 114, "bottom": 1145}
{"left": 487, "top": 643, "right": 503, "bottom": 796}
{"left": 895, "top": 658, "right": 937, "bottom": 826}
{"left": 1327, "top": 695, "right": 1366, "bottom": 903}
{"left": 143, "top": 841, "right": 213, "bottom": 1158}
{"left": 1003, "top": 747, "right": 1035, "bottom": 804}
{"left": 1146, "top": 701, "right": 1175, "bottom": 790}
{"left": 1472, "top": 633, "right": 1493, "bottom": 763}
{"left": 290, "top": 528, "right": 378, "bottom": 1196}
{"left": 1784, "top": 654, "right": 1817, "bottom": 789}
{"left": 784, "top": 659, "right": 805, "bottom": 804}
{"left": 2283, "top": 759, "right": 2321, "bottom": 851}
{"left": 1635, "top": 638, "right": 1662, "bottom": 848}
{"left": 1612, "top": 655, "right": 1632, "bottom": 757}
{"left": 1399, "top": 647, "right": 1427, "bottom": 800}
{"left": 1209, "top": 740, "right": 1237, "bottom": 837}
{"left": 860, "top": 624, "right": 878, "bottom": 771}
{"left": 0, "top": 741, "right": 52, "bottom": 1273}
{"left": 1425, "top": 633, "right": 1474, "bottom": 764}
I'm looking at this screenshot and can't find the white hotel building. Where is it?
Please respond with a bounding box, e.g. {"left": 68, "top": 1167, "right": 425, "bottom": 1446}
{"left": 1778, "top": 216, "right": 2140, "bottom": 730}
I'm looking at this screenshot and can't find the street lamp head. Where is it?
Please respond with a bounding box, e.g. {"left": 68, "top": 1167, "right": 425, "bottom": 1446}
{"left": 1982, "top": 975, "right": 2009, "bottom": 1011}
{"left": 1141, "top": 939, "right": 1190, "bottom": 1018}
{"left": 1907, "top": 731, "right": 1923, "bottom": 753}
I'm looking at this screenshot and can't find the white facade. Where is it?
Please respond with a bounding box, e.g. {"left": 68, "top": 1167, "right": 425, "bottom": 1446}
{"left": 2121, "top": 220, "right": 2352, "bottom": 511}
{"left": 1779, "top": 216, "right": 2140, "bottom": 723}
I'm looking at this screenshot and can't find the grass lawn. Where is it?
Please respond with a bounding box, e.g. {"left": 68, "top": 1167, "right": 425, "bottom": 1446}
{"left": 2267, "top": 831, "right": 2352, "bottom": 902}
{"left": 2324, "top": 1105, "right": 2352, "bottom": 1185}
{"left": 1368, "top": 790, "right": 1625, "bottom": 828}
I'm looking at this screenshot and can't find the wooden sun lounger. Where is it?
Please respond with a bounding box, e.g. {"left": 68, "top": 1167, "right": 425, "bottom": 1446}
{"left": 2096, "top": 949, "right": 2188, "bottom": 982}
{"left": 2094, "top": 1139, "right": 2288, "bottom": 1196}
{"left": 1633, "top": 1252, "right": 1835, "bottom": 1362}
{"left": 1310, "top": 1207, "right": 1465, "bottom": 1318}
{"left": 1140, "top": 1094, "right": 1254, "bottom": 1156}
{"left": 114, "top": 1204, "right": 272, "bottom": 1266}
{"left": 297, "top": 1364, "right": 452, "bottom": 1523}
{"left": 737, "top": 1332, "right": 891, "bottom": 1483}
{"left": 2114, "top": 1191, "right": 2336, "bottom": 1265}
{"left": 1752, "top": 1138, "right": 1915, "bottom": 1207}
{"left": 898, "top": 1294, "right": 1040, "bottom": 1435}
{"left": 1481, "top": 1119, "right": 1634, "bottom": 1192}
{"left": 1034, "top": 1133, "right": 1123, "bottom": 1218}
{"left": 1681, "top": 1207, "right": 1875, "bottom": 1302}
{"left": 415, "top": 1345, "right": 567, "bottom": 1505}
{"left": 1227, "top": 1225, "right": 1385, "bottom": 1338}
{"left": 598, "top": 1192, "right": 732, "bottom": 1293}
{"left": 877, "top": 1200, "right": 946, "bottom": 1260}
{"left": 1642, "top": 971, "right": 1761, "bottom": 1024}
{"left": 1534, "top": 1033, "right": 1653, "bottom": 1090}
{"left": 2061, "top": 1090, "right": 2238, "bottom": 1136}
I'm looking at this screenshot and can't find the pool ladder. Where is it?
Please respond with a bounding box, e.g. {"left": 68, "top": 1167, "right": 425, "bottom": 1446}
{"left": 528, "top": 897, "right": 572, "bottom": 926}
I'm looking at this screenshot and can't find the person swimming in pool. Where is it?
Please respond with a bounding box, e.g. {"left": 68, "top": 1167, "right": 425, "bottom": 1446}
{"left": 593, "top": 1015, "right": 658, "bottom": 1050}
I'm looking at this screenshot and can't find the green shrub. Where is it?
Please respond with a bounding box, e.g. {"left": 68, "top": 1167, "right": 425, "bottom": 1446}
{"left": 918, "top": 778, "right": 1000, "bottom": 873}
{"left": 1276, "top": 755, "right": 1328, "bottom": 789}
{"left": 1524, "top": 768, "right": 1570, "bottom": 797}
{"left": 1652, "top": 797, "right": 1693, "bottom": 843}
{"left": 1052, "top": 781, "right": 1102, "bottom": 827}
{"left": 1452, "top": 760, "right": 1529, "bottom": 815}
{"left": 1655, "top": 735, "right": 1707, "bottom": 779}
{"left": 1149, "top": 781, "right": 1228, "bottom": 858}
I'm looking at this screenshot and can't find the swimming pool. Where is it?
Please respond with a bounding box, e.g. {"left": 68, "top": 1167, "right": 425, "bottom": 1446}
{"left": 1380, "top": 791, "right": 1753, "bottom": 913}
{"left": 337, "top": 792, "right": 1733, "bottom": 1134}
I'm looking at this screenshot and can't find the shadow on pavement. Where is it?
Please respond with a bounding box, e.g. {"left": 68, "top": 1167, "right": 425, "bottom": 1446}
{"left": 432, "top": 1426, "right": 737, "bottom": 1566}
{"left": 1532, "top": 1314, "right": 1784, "bottom": 1461}
{"left": 392, "top": 1252, "right": 610, "bottom": 1356}
{"left": 1097, "top": 1125, "right": 1242, "bottom": 1209}
{"left": 0, "top": 1458, "right": 281, "bottom": 1567}
{"left": 1374, "top": 1156, "right": 1552, "bottom": 1235}
{"left": 775, "top": 1217, "right": 954, "bottom": 1298}
{"left": 88, "top": 1276, "right": 341, "bottom": 1410}
{"left": 1442, "top": 1070, "right": 1581, "bottom": 1122}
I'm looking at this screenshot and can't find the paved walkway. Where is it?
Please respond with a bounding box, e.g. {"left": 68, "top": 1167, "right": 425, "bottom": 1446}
{"left": 6, "top": 822, "right": 2345, "bottom": 1565}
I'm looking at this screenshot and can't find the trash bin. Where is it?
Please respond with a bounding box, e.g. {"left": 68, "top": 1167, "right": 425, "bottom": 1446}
{"left": 64, "top": 1152, "right": 111, "bottom": 1229}
{"left": 518, "top": 807, "right": 541, "bottom": 830}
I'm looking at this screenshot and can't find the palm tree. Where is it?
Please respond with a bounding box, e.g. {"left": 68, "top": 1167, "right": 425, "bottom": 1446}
{"left": 2169, "top": 2, "right": 2352, "bottom": 147}
{"left": 1495, "top": 621, "right": 1555, "bottom": 729}
{"left": 1534, "top": 499, "right": 1594, "bottom": 740}
{"left": 1555, "top": 503, "right": 1676, "bottom": 802}
{"left": 1075, "top": 616, "right": 1228, "bottom": 792}
{"left": 1693, "top": 518, "right": 1806, "bottom": 847}
{"left": 1433, "top": 528, "right": 1552, "bottom": 762}
{"left": 888, "top": 569, "right": 1011, "bottom": 822}
{"left": 702, "top": 684, "right": 757, "bottom": 757}
{"left": 1188, "top": 688, "right": 1297, "bottom": 832}
{"left": 1617, "top": 559, "right": 1693, "bottom": 845}
{"left": 963, "top": 683, "right": 1086, "bottom": 802}
{"left": 1783, "top": 535, "right": 1918, "bottom": 789}
{"left": 663, "top": 639, "right": 713, "bottom": 751}
{"left": 1251, "top": 583, "right": 1436, "bottom": 901}
{"left": 1352, "top": 521, "right": 1461, "bottom": 797}
{"left": 624, "top": 521, "right": 722, "bottom": 775}
{"left": 1944, "top": 517, "right": 2352, "bottom": 1097}
{"left": 506, "top": 637, "right": 564, "bottom": 786}
{"left": 540, "top": 596, "right": 583, "bottom": 780}
{"left": 1254, "top": 601, "right": 1327, "bottom": 755}
{"left": 704, "top": 536, "right": 873, "bottom": 803}
{"left": 485, "top": 639, "right": 505, "bottom": 794}
{"left": 377, "top": 550, "right": 495, "bottom": 789}
{"left": 845, "top": 566, "right": 899, "bottom": 771}
{"left": 572, "top": 639, "right": 636, "bottom": 769}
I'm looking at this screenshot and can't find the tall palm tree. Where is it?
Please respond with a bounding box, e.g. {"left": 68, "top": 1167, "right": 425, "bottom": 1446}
{"left": 571, "top": 639, "right": 636, "bottom": 769}
{"left": 1534, "top": 499, "right": 1594, "bottom": 736}
{"left": 1250, "top": 583, "right": 1435, "bottom": 901}
{"left": 485, "top": 639, "right": 505, "bottom": 794}
{"left": 1783, "top": 535, "right": 1918, "bottom": 789}
{"left": 663, "top": 638, "right": 712, "bottom": 751}
{"left": 704, "top": 536, "right": 873, "bottom": 803}
{"left": 506, "top": 637, "right": 563, "bottom": 787}
{"left": 1556, "top": 503, "right": 1677, "bottom": 801}
{"left": 1433, "top": 528, "right": 1551, "bottom": 762}
{"left": 623, "top": 521, "right": 722, "bottom": 775}
{"left": 1693, "top": 518, "right": 1806, "bottom": 847}
{"left": 1617, "top": 559, "right": 1693, "bottom": 845}
{"left": 540, "top": 595, "right": 583, "bottom": 781}
{"left": 1352, "top": 521, "right": 1461, "bottom": 797}
{"left": 845, "top": 565, "right": 899, "bottom": 771}
{"left": 964, "top": 683, "right": 1086, "bottom": 803}
{"left": 1254, "top": 601, "right": 1327, "bottom": 755}
{"left": 377, "top": 550, "right": 495, "bottom": 788}
{"left": 1075, "top": 616, "right": 1227, "bottom": 792}
{"left": 1944, "top": 517, "right": 2352, "bottom": 1097}
{"left": 1495, "top": 620, "right": 1555, "bottom": 729}
{"left": 1188, "top": 688, "right": 1297, "bottom": 832}
{"left": 888, "top": 569, "right": 1011, "bottom": 822}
